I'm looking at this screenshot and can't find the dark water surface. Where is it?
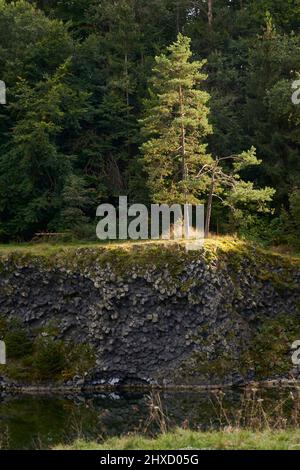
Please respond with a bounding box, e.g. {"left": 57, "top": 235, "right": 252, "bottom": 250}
{"left": 0, "top": 388, "right": 297, "bottom": 449}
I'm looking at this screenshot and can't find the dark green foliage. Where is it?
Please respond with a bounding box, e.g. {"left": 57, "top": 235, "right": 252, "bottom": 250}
{"left": 244, "top": 315, "right": 300, "bottom": 379}
{"left": 0, "top": 1, "right": 299, "bottom": 247}
{"left": 140, "top": 33, "right": 212, "bottom": 204}
{"left": 275, "top": 189, "right": 300, "bottom": 249}
{"left": 33, "top": 337, "right": 66, "bottom": 380}
{"left": 0, "top": 317, "right": 33, "bottom": 359}
{"left": 0, "top": 317, "right": 95, "bottom": 383}
{"left": 5, "top": 327, "right": 33, "bottom": 359}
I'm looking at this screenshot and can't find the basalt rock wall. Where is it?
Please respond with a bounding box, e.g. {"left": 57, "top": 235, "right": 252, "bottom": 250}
{"left": 0, "top": 241, "right": 299, "bottom": 388}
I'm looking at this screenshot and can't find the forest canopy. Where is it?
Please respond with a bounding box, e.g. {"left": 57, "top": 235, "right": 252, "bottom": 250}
{"left": 0, "top": 0, "right": 299, "bottom": 248}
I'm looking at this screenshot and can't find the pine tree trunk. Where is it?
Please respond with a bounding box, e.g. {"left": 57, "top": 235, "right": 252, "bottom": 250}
{"left": 124, "top": 51, "right": 129, "bottom": 106}
{"left": 179, "top": 84, "right": 189, "bottom": 238}
{"left": 208, "top": 0, "right": 213, "bottom": 28}
{"left": 205, "top": 173, "right": 215, "bottom": 237}
{"left": 179, "top": 85, "right": 186, "bottom": 184}
{"left": 176, "top": 1, "right": 180, "bottom": 33}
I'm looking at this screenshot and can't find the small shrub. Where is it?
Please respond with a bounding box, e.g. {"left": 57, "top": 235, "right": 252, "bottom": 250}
{"left": 4, "top": 359, "right": 34, "bottom": 382}
{"left": 33, "top": 337, "right": 66, "bottom": 381}
{"left": 5, "top": 329, "right": 33, "bottom": 359}
{"left": 62, "top": 343, "right": 95, "bottom": 381}
{"left": 244, "top": 315, "right": 300, "bottom": 379}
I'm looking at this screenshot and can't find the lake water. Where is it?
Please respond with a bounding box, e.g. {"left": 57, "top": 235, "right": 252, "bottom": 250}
{"left": 0, "top": 388, "right": 298, "bottom": 449}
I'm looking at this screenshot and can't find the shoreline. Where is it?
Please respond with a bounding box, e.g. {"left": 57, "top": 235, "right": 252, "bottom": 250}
{"left": 1, "top": 378, "right": 300, "bottom": 395}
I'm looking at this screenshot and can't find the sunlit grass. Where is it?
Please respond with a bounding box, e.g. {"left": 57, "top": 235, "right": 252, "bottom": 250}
{"left": 0, "top": 236, "right": 298, "bottom": 261}
{"left": 55, "top": 428, "right": 300, "bottom": 450}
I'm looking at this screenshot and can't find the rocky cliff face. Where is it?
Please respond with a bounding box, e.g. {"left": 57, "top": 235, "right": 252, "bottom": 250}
{"left": 0, "top": 240, "right": 299, "bottom": 388}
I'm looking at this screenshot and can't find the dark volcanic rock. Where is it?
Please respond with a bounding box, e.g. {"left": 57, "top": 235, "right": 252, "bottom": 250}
{"left": 0, "top": 242, "right": 299, "bottom": 388}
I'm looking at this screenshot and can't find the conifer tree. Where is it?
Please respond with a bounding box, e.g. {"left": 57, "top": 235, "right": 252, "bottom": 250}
{"left": 198, "top": 147, "right": 275, "bottom": 236}
{"left": 141, "top": 33, "right": 213, "bottom": 205}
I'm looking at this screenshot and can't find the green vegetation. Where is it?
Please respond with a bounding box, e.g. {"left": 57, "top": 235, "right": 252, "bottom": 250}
{"left": 0, "top": 236, "right": 298, "bottom": 257}
{"left": 0, "top": 237, "right": 298, "bottom": 285}
{"left": 141, "top": 35, "right": 274, "bottom": 235}
{"left": 0, "top": 1, "right": 299, "bottom": 248}
{"left": 0, "top": 237, "right": 299, "bottom": 282}
{"left": 1, "top": 2, "right": 300, "bottom": 448}
{"left": 52, "top": 386, "right": 300, "bottom": 450}
{"left": 0, "top": 319, "right": 95, "bottom": 383}
{"left": 243, "top": 315, "right": 300, "bottom": 379}
{"left": 140, "top": 33, "right": 212, "bottom": 205}
{"left": 55, "top": 428, "right": 300, "bottom": 450}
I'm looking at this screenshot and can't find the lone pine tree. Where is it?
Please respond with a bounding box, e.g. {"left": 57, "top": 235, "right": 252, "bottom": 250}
{"left": 140, "top": 33, "right": 213, "bottom": 206}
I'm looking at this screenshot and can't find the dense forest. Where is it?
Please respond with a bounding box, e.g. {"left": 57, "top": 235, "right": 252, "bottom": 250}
{"left": 0, "top": 0, "right": 300, "bottom": 248}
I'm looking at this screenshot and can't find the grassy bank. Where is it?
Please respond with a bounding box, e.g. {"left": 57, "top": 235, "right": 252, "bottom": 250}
{"left": 55, "top": 428, "right": 300, "bottom": 450}
{"left": 0, "top": 236, "right": 298, "bottom": 259}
